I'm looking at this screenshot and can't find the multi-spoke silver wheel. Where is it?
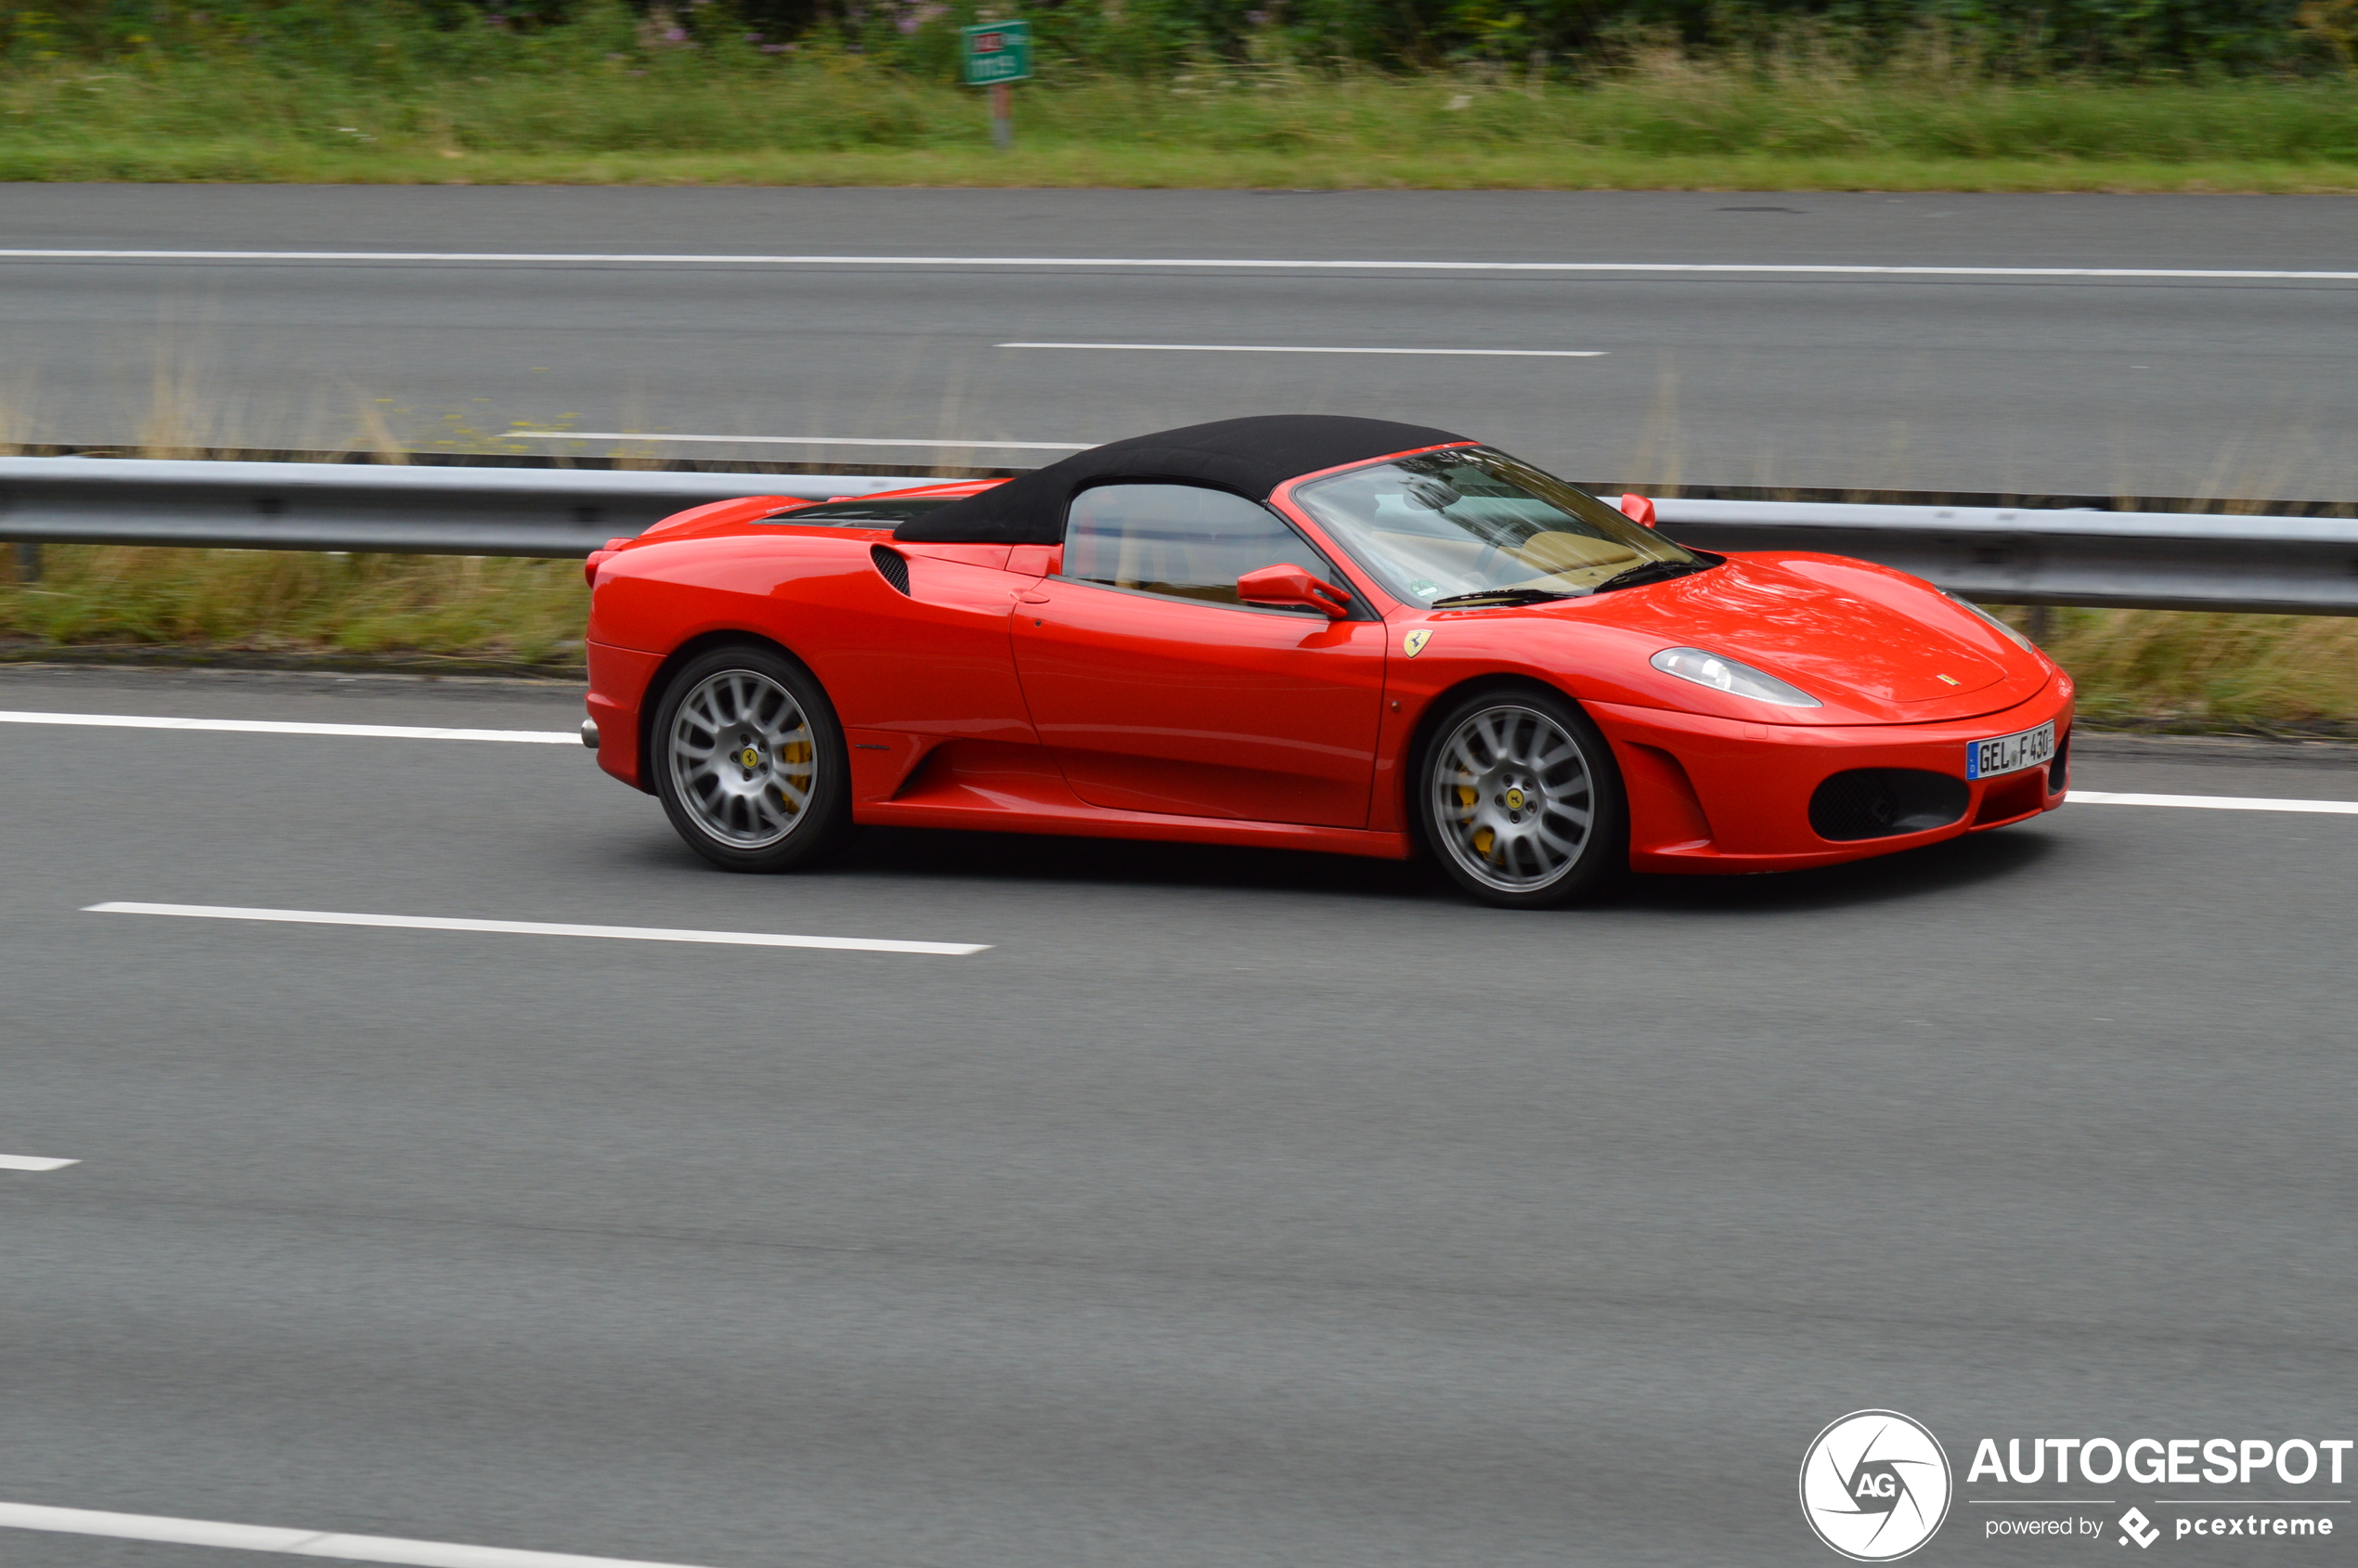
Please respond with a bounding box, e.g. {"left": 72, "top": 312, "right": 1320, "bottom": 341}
{"left": 666, "top": 668, "right": 819, "bottom": 849}
{"left": 1429, "top": 702, "right": 1597, "bottom": 894}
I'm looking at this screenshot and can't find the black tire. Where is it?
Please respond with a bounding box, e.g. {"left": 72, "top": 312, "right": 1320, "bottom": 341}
{"left": 1413, "top": 683, "right": 1627, "bottom": 909}
{"left": 650, "top": 643, "right": 854, "bottom": 874}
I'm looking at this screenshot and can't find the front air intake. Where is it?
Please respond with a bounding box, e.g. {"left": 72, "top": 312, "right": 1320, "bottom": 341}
{"left": 1807, "top": 769, "right": 1969, "bottom": 842}
{"left": 870, "top": 545, "right": 911, "bottom": 596}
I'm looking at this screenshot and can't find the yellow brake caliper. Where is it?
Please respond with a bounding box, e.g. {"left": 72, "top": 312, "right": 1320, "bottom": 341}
{"left": 1458, "top": 784, "right": 1497, "bottom": 860}
{"left": 776, "top": 739, "right": 814, "bottom": 814}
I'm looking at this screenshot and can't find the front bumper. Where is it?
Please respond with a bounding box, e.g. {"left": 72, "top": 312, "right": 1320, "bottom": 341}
{"left": 1592, "top": 681, "right": 2074, "bottom": 875}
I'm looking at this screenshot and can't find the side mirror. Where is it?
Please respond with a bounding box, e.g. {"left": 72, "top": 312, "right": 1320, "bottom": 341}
{"left": 1618, "top": 493, "right": 1657, "bottom": 528}
{"left": 1237, "top": 564, "right": 1351, "bottom": 619}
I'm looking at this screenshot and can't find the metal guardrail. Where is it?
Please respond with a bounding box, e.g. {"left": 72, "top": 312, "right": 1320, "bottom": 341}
{"left": 4, "top": 456, "right": 2354, "bottom": 615}
{"left": 1655, "top": 499, "right": 2358, "bottom": 616}
{"left": 0, "top": 458, "right": 921, "bottom": 558}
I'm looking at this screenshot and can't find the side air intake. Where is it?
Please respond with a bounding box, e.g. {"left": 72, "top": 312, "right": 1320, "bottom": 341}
{"left": 870, "top": 545, "right": 911, "bottom": 596}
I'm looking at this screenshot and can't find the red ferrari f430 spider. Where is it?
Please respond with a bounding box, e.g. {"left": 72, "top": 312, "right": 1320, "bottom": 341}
{"left": 580, "top": 416, "right": 2071, "bottom": 907}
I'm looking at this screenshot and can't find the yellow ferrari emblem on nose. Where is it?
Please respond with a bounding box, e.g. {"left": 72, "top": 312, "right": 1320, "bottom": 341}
{"left": 1404, "top": 629, "right": 1432, "bottom": 658}
{"left": 740, "top": 747, "right": 761, "bottom": 767}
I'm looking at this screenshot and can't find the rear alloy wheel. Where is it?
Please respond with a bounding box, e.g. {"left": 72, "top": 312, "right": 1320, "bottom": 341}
{"left": 1417, "top": 687, "right": 1626, "bottom": 908}
{"left": 652, "top": 645, "right": 852, "bottom": 873}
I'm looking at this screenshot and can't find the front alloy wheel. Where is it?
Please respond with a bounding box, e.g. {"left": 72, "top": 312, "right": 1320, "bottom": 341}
{"left": 1419, "top": 688, "right": 1626, "bottom": 908}
{"left": 653, "top": 645, "right": 852, "bottom": 873}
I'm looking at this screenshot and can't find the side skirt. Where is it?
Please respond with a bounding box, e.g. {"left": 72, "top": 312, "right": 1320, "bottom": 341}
{"left": 854, "top": 797, "right": 1416, "bottom": 860}
{"left": 850, "top": 735, "right": 1415, "bottom": 860}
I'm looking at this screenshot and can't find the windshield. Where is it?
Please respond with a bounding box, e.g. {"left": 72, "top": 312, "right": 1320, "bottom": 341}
{"left": 1289, "top": 447, "right": 1701, "bottom": 606}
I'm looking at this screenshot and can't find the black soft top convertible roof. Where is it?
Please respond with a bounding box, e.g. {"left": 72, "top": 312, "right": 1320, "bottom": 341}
{"left": 891, "top": 414, "right": 1467, "bottom": 546}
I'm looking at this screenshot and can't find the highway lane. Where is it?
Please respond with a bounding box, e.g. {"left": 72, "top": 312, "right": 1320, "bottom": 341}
{"left": 4, "top": 187, "right": 2355, "bottom": 499}
{"left": 3, "top": 665, "right": 2356, "bottom": 1567}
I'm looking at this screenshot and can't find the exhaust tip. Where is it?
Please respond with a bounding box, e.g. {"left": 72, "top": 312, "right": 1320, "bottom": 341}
{"left": 579, "top": 719, "right": 601, "bottom": 751}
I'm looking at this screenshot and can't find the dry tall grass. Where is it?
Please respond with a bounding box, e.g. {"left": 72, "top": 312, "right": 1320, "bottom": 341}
{"left": 0, "top": 546, "right": 588, "bottom": 668}
{"left": 7, "top": 544, "right": 2354, "bottom": 730}
{"left": 2006, "top": 607, "right": 2358, "bottom": 732}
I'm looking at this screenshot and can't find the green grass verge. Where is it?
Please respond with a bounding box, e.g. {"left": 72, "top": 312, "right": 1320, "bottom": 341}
{"left": 5, "top": 62, "right": 2356, "bottom": 190}
{"left": 6, "top": 547, "right": 2355, "bottom": 732}
{"left": 11, "top": 145, "right": 2358, "bottom": 192}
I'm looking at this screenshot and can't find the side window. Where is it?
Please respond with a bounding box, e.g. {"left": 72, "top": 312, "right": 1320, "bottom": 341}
{"left": 1062, "top": 483, "right": 1346, "bottom": 610}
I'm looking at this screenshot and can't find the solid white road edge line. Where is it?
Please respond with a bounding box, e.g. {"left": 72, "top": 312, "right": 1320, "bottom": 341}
{"left": 1, "top": 251, "right": 2353, "bottom": 281}
{"left": 0, "top": 712, "right": 575, "bottom": 743}
{"left": 13, "top": 706, "right": 2339, "bottom": 810}
{"left": 84, "top": 902, "right": 990, "bottom": 956}
{"left": 0, "top": 1155, "right": 77, "bottom": 1172}
{"left": 2066, "top": 790, "right": 2358, "bottom": 814}
{"left": 509, "top": 431, "right": 1094, "bottom": 449}
{"left": 0, "top": 1500, "right": 718, "bottom": 1568}
{"left": 999, "top": 341, "right": 1605, "bottom": 356}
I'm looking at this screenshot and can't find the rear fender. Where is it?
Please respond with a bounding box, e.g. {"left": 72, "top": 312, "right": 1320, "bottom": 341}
{"left": 635, "top": 629, "right": 823, "bottom": 795}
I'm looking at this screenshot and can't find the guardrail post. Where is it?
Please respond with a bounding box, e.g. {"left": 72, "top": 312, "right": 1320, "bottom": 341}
{"left": 12, "top": 542, "right": 37, "bottom": 584}
{"left": 2025, "top": 605, "right": 2052, "bottom": 643}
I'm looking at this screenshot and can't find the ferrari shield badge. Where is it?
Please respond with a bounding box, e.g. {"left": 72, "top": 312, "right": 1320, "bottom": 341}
{"left": 1403, "top": 629, "right": 1432, "bottom": 658}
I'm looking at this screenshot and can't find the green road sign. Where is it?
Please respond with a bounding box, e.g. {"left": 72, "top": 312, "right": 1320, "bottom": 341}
{"left": 961, "top": 20, "right": 1032, "bottom": 85}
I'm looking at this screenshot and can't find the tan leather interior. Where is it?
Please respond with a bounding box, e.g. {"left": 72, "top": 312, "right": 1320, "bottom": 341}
{"left": 1514, "top": 532, "right": 1639, "bottom": 572}
{"left": 1358, "top": 526, "right": 1639, "bottom": 592}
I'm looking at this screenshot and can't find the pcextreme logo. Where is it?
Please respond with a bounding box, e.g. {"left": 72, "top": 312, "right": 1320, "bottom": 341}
{"left": 1801, "top": 1410, "right": 1955, "bottom": 1562}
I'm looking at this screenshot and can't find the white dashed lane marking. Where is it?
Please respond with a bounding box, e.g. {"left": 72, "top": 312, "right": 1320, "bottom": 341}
{"left": 0, "top": 711, "right": 574, "bottom": 744}
{"left": 0, "top": 1155, "right": 76, "bottom": 1173}
{"left": 999, "top": 341, "right": 1604, "bottom": 356}
{"left": 85, "top": 903, "right": 989, "bottom": 957}
{"left": 0, "top": 1500, "right": 718, "bottom": 1568}
{"left": 509, "top": 431, "right": 1093, "bottom": 450}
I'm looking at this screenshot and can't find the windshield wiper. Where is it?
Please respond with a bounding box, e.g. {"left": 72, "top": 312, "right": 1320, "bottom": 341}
{"left": 1426, "top": 588, "right": 1576, "bottom": 609}
{"left": 1589, "top": 559, "right": 1714, "bottom": 594}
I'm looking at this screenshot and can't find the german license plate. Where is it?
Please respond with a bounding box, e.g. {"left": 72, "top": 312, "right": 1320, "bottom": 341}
{"left": 1965, "top": 720, "right": 2055, "bottom": 781}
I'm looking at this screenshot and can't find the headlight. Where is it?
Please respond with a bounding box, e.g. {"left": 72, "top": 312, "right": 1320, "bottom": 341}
{"left": 1940, "top": 590, "right": 2041, "bottom": 653}
{"left": 1651, "top": 647, "right": 1821, "bottom": 707}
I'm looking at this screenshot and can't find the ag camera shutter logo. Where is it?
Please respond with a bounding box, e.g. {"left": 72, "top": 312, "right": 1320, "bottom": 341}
{"left": 1800, "top": 1410, "right": 1954, "bottom": 1561}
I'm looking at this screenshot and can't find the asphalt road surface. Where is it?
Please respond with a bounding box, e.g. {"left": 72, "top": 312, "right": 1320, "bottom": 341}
{"left": 4, "top": 664, "right": 2356, "bottom": 1567}
{"left": 5, "top": 186, "right": 2356, "bottom": 499}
